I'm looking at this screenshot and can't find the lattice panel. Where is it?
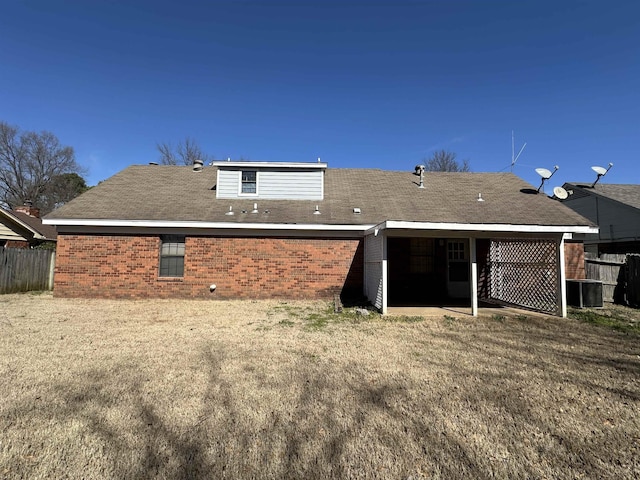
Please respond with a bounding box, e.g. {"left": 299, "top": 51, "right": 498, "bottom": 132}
{"left": 485, "top": 238, "right": 559, "bottom": 314}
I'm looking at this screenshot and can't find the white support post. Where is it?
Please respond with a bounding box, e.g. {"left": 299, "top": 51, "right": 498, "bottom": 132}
{"left": 48, "top": 250, "right": 56, "bottom": 291}
{"left": 558, "top": 235, "right": 567, "bottom": 318}
{"left": 470, "top": 237, "right": 478, "bottom": 317}
{"left": 382, "top": 231, "right": 388, "bottom": 314}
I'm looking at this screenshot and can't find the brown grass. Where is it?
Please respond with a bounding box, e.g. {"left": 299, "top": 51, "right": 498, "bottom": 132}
{"left": 1, "top": 292, "right": 639, "bottom": 479}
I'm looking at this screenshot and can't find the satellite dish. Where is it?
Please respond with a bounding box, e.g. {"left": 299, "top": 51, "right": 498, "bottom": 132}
{"left": 535, "top": 165, "right": 559, "bottom": 192}
{"left": 553, "top": 186, "right": 569, "bottom": 200}
{"left": 591, "top": 163, "right": 613, "bottom": 187}
{"left": 535, "top": 168, "right": 553, "bottom": 179}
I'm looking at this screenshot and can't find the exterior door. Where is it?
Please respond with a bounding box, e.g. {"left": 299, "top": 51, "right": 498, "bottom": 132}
{"left": 447, "top": 240, "right": 470, "bottom": 298}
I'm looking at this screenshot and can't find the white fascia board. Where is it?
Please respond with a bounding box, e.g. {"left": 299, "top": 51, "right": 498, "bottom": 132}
{"left": 212, "top": 161, "right": 327, "bottom": 169}
{"left": 366, "top": 220, "right": 598, "bottom": 235}
{"left": 43, "top": 218, "right": 373, "bottom": 231}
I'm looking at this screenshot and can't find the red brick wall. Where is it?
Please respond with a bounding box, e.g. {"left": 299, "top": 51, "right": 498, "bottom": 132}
{"left": 564, "top": 241, "right": 585, "bottom": 279}
{"left": 54, "top": 234, "right": 363, "bottom": 299}
{"left": 5, "top": 240, "right": 29, "bottom": 248}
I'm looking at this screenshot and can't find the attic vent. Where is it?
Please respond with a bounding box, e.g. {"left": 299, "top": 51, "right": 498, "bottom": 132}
{"left": 193, "top": 159, "right": 204, "bottom": 172}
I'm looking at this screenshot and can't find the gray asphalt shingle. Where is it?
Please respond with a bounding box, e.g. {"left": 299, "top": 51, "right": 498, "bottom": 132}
{"left": 46, "top": 165, "right": 594, "bottom": 227}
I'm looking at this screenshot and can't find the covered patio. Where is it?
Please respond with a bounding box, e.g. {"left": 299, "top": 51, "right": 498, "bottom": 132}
{"left": 363, "top": 221, "right": 597, "bottom": 317}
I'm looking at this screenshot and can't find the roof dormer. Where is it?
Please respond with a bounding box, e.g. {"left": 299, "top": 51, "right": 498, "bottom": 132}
{"left": 213, "top": 161, "right": 326, "bottom": 200}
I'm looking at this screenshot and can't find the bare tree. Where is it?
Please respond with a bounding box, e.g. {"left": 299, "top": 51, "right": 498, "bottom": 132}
{"left": 424, "top": 150, "right": 470, "bottom": 172}
{"left": 156, "top": 137, "right": 212, "bottom": 165}
{"left": 0, "top": 121, "right": 85, "bottom": 214}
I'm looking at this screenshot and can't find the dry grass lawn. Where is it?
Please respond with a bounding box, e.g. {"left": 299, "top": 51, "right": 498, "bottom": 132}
{"left": 1, "top": 293, "right": 639, "bottom": 479}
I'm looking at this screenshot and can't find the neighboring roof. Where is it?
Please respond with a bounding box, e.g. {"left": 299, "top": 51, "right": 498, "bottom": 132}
{"left": 45, "top": 165, "right": 595, "bottom": 230}
{"left": 0, "top": 208, "right": 57, "bottom": 241}
{"left": 563, "top": 183, "right": 640, "bottom": 211}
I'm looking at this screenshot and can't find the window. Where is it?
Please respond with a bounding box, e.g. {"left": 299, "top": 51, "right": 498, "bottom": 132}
{"left": 241, "top": 170, "right": 257, "bottom": 194}
{"left": 447, "top": 241, "right": 469, "bottom": 282}
{"left": 159, "top": 235, "right": 185, "bottom": 277}
{"left": 409, "top": 238, "right": 434, "bottom": 273}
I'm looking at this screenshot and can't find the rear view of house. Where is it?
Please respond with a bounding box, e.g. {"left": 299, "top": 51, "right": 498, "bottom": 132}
{"left": 44, "top": 161, "right": 596, "bottom": 317}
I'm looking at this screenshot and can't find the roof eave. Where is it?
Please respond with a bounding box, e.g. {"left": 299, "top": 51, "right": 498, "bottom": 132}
{"left": 0, "top": 209, "right": 43, "bottom": 238}
{"left": 44, "top": 218, "right": 598, "bottom": 236}
{"left": 366, "top": 221, "right": 598, "bottom": 236}
{"left": 43, "top": 218, "right": 372, "bottom": 231}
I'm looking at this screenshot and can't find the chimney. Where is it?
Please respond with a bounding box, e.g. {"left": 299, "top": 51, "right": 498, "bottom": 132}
{"left": 14, "top": 200, "right": 40, "bottom": 218}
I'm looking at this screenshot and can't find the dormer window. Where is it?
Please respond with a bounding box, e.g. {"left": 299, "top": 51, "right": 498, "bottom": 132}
{"left": 214, "top": 161, "right": 325, "bottom": 200}
{"left": 240, "top": 170, "right": 257, "bottom": 195}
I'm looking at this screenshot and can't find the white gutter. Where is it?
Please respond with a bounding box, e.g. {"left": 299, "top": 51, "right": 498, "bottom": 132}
{"left": 44, "top": 218, "right": 598, "bottom": 235}
{"left": 43, "top": 218, "right": 374, "bottom": 231}
{"left": 365, "top": 220, "right": 598, "bottom": 236}
{"left": 212, "top": 161, "right": 327, "bottom": 169}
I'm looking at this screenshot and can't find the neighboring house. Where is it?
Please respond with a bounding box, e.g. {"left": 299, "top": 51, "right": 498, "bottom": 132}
{"left": 0, "top": 204, "right": 57, "bottom": 248}
{"left": 44, "top": 161, "right": 596, "bottom": 317}
{"left": 561, "top": 183, "right": 640, "bottom": 255}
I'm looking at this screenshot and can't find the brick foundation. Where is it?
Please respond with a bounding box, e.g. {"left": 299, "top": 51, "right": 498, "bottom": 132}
{"left": 54, "top": 234, "right": 364, "bottom": 299}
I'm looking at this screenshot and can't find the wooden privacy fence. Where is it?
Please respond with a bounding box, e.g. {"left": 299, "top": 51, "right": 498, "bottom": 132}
{"left": 0, "top": 248, "right": 55, "bottom": 293}
{"left": 585, "top": 252, "right": 640, "bottom": 305}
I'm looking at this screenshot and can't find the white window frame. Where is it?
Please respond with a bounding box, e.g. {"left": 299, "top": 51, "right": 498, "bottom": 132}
{"left": 159, "top": 234, "right": 185, "bottom": 278}
{"left": 238, "top": 170, "right": 259, "bottom": 196}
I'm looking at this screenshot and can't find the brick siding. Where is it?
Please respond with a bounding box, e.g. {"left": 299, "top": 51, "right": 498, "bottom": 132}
{"left": 54, "top": 234, "right": 363, "bottom": 299}
{"left": 564, "top": 241, "right": 585, "bottom": 279}
{"left": 5, "top": 240, "right": 29, "bottom": 248}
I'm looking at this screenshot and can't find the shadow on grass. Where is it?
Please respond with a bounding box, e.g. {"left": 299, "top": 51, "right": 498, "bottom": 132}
{"left": 3, "top": 318, "right": 639, "bottom": 479}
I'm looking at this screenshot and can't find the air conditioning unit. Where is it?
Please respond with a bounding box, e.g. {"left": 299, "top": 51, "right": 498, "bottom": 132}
{"left": 566, "top": 279, "right": 603, "bottom": 308}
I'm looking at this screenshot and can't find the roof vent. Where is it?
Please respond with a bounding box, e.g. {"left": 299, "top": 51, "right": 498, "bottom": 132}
{"left": 149, "top": 162, "right": 158, "bottom": 165}
{"left": 414, "top": 165, "right": 425, "bottom": 189}
{"left": 313, "top": 205, "right": 321, "bottom": 215}
{"left": 251, "top": 203, "right": 259, "bottom": 214}
{"left": 193, "top": 159, "right": 204, "bottom": 172}
{"left": 353, "top": 207, "right": 361, "bottom": 214}
{"left": 225, "top": 206, "right": 234, "bottom": 216}
{"left": 477, "top": 193, "right": 484, "bottom": 202}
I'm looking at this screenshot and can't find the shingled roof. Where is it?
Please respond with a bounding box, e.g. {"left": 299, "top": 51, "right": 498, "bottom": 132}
{"left": 564, "top": 183, "right": 640, "bottom": 211}
{"left": 1, "top": 208, "right": 57, "bottom": 241}
{"left": 46, "top": 165, "right": 594, "bottom": 228}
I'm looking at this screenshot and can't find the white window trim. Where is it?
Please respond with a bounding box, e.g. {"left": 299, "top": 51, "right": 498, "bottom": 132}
{"left": 238, "top": 170, "right": 259, "bottom": 197}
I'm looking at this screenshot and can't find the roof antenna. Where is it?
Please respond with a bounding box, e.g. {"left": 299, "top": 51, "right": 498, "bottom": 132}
{"left": 591, "top": 163, "right": 613, "bottom": 187}
{"left": 535, "top": 165, "right": 559, "bottom": 193}
{"left": 511, "top": 131, "right": 527, "bottom": 172}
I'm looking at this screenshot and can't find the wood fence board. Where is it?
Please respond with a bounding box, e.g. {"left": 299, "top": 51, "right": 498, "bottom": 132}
{"left": 0, "top": 248, "right": 54, "bottom": 293}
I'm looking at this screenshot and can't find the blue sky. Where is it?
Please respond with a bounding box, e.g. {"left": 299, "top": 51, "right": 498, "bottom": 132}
{"left": 1, "top": 1, "right": 638, "bottom": 189}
